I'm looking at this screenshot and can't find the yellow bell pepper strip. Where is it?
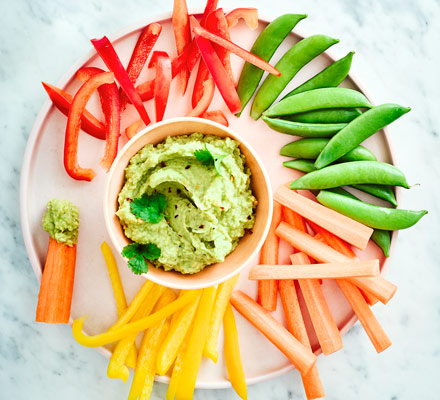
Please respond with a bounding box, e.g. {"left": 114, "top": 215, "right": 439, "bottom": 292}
{"left": 101, "top": 241, "right": 137, "bottom": 367}
{"left": 107, "top": 284, "right": 165, "bottom": 381}
{"left": 204, "top": 275, "right": 239, "bottom": 362}
{"left": 166, "top": 331, "right": 189, "bottom": 400}
{"left": 111, "top": 280, "right": 155, "bottom": 330}
{"left": 128, "top": 289, "right": 176, "bottom": 400}
{"left": 223, "top": 303, "right": 247, "bottom": 400}
{"left": 156, "top": 290, "right": 202, "bottom": 375}
{"left": 175, "top": 286, "right": 217, "bottom": 400}
{"left": 140, "top": 322, "right": 170, "bottom": 400}
{"left": 72, "top": 290, "right": 200, "bottom": 347}
{"left": 101, "top": 242, "right": 127, "bottom": 316}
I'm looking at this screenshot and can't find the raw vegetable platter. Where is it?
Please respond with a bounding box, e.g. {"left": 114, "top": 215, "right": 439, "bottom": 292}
{"left": 21, "top": 9, "right": 401, "bottom": 390}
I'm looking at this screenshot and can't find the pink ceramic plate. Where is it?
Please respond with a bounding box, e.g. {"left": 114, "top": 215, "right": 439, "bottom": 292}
{"left": 20, "top": 10, "right": 399, "bottom": 389}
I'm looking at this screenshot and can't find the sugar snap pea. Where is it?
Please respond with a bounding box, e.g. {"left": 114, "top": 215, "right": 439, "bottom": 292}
{"left": 262, "top": 117, "right": 346, "bottom": 137}
{"left": 315, "top": 103, "right": 411, "bottom": 169}
{"left": 283, "top": 51, "right": 354, "bottom": 98}
{"left": 284, "top": 108, "right": 362, "bottom": 124}
{"left": 290, "top": 161, "right": 409, "bottom": 190}
{"left": 326, "top": 187, "right": 391, "bottom": 256}
{"left": 264, "top": 88, "right": 372, "bottom": 118}
{"left": 371, "top": 230, "right": 391, "bottom": 257}
{"left": 236, "top": 14, "right": 307, "bottom": 116}
{"left": 283, "top": 158, "right": 397, "bottom": 205}
{"left": 283, "top": 159, "right": 316, "bottom": 173}
{"left": 280, "top": 138, "right": 376, "bottom": 161}
{"left": 351, "top": 184, "right": 397, "bottom": 206}
{"left": 316, "top": 190, "right": 427, "bottom": 230}
{"left": 250, "top": 35, "right": 340, "bottom": 119}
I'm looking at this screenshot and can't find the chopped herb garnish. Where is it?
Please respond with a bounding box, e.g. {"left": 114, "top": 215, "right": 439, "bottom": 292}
{"left": 121, "top": 243, "right": 161, "bottom": 275}
{"left": 130, "top": 193, "right": 167, "bottom": 224}
{"left": 194, "top": 144, "right": 227, "bottom": 176}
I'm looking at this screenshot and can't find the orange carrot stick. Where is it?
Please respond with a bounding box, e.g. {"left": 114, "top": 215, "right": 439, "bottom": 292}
{"left": 278, "top": 279, "right": 325, "bottom": 399}
{"left": 308, "top": 221, "right": 356, "bottom": 258}
{"left": 274, "top": 185, "right": 373, "bottom": 250}
{"left": 275, "top": 222, "right": 397, "bottom": 304}
{"left": 258, "top": 201, "right": 282, "bottom": 311}
{"left": 281, "top": 207, "right": 341, "bottom": 354}
{"left": 336, "top": 279, "right": 392, "bottom": 353}
{"left": 308, "top": 234, "right": 391, "bottom": 352}
{"left": 283, "top": 205, "right": 307, "bottom": 235}
{"left": 313, "top": 230, "right": 378, "bottom": 306}
{"left": 36, "top": 238, "right": 77, "bottom": 323}
{"left": 249, "top": 260, "right": 379, "bottom": 280}
{"left": 230, "top": 290, "right": 316, "bottom": 375}
{"left": 291, "top": 252, "right": 343, "bottom": 355}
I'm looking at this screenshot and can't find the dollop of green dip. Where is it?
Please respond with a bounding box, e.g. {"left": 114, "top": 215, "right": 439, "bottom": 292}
{"left": 42, "top": 199, "right": 79, "bottom": 246}
{"left": 116, "top": 133, "right": 256, "bottom": 274}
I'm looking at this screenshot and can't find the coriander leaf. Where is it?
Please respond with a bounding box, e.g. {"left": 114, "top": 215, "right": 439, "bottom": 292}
{"left": 138, "top": 243, "right": 161, "bottom": 260}
{"left": 121, "top": 242, "right": 140, "bottom": 259}
{"left": 194, "top": 144, "right": 226, "bottom": 176}
{"left": 128, "top": 256, "right": 148, "bottom": 275}
{"left": 130, "top": 192, "right": 167, "bottom": 224}
{"left": 122, "top": 243, "right": 161, "bottom": 275}
{"left": 194, "top": 145, "right": 214, "bottom": 166}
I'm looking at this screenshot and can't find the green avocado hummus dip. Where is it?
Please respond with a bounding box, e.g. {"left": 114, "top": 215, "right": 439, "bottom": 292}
{"left": 116, "top": 133, "right": 256, "bottom": 274}
{"left": 42, "top": 199, "right": 79, "bottom": 246}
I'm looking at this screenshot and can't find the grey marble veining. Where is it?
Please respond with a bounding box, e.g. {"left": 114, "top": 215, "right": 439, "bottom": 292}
{"left": 1, "top": 0, "right": 439, "bottom": 399}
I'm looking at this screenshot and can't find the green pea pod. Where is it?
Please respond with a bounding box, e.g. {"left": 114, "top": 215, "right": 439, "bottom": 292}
{"left": 264, "top": 88, "right": 372, "bottom": 118}
{"left": 283, "top": 159, "right": 316, "bottom": 173}
{"left": 284, "top": 108, "right": 362, "bottom": 124}
{"left": 326, "top": 188, "right": 391, "bottom": 256}
{"left": 315, "top": 103, "right": 411, "bottom": 169}
{"left": 316, "top": 190, "right": 427, "bottom": 230}
{"left": 283, "top": 51, "right": 354, "bottom": 98}
{"left": 280, "top": 138, "right": 376, "bottom": 161}
{"left": 262, "top": 117, "right": 346, "bottom": 137}
{"left": 251, "top": 35, "right": 340, "bottom": 119}
{"left": 370, "top": 230, "right": 391, "bottom": 257}
{"left": 236, "top": 14, "right": 307, "bottom": 116}
{"left": 326, "top": 187, "right": 358, "bottom": 199}
{"left": 351, "top": 184, "right": 397, "bottom": 206}
{"left": 283, "top": 159, "right": 397, "bottom": 205}
{"left": 290, "top": 161, "right": 409, "bottom": 189}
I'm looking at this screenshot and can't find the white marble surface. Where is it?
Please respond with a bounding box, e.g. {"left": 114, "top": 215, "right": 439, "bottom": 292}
{"left": 1, "top": 0, "right": 439, "bottom": 399}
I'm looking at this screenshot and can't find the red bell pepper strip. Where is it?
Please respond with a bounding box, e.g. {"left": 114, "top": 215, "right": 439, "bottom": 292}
{"left": 186, "top": 40, "right": 201, "bottom": 72}
{"left": 64, "top": 72, "right": 114, "bottom": 181}
{"left": 42, "top": 82, "right": 106, "bottom": 140}
{"left": 200, "top": 0, "right": 219, "bottom": 25}
{"left": 184, "top": 0, "right": 219, "bottom": 72}
{"left": 193, "top": 24, "right": 281, "bottom": 76}
{"left": 200, "top": 110, "right": 229, "bottom": 126}
{"left": 125, "top": 119, "right": 143, "bottom": 140}
{"left": 119, "top": 23, "right": 162, "bottom": 110}
{"left": 76, "top": 67, "right": 121, "bottom": 171}
{"left": 205, "top": 9, "right": 234, "bottom": 82}
{"left": 187, "top": 78, "right": 215, "bottom": 117}
{"left": 226, "top": 8, "right": 259, "bottom": 30}
{"left": 148, "top": 51, "right": 172, "bottom": 122}
{"left": 190, "top": 16, "right": 241, "bottom": 113}
{"left": 192, "top": 9, "right": 234, "bottom": 109}
{"left": 91, "top": 36, "right": 151, "bottom": 126}
{"left": 192, "top": 61, "right": 210, "bottom": 108}
{"left": 172, "top": 0, "right": 191, "bottom": 95}
{"left": 134, "top": 50, "right": 188, "bottom": 102}
{"left": 136, "top": 79, "right": 155, "bottom": 102}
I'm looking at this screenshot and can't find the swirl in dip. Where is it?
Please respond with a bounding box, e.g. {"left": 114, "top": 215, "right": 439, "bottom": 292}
{"left": 116, "top": 133, "right": 256, "bottom": 274}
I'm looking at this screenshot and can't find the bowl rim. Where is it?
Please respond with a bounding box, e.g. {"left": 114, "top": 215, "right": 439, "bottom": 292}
{"left": 103, "top": 116, "right": 274, "bottom": 289}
